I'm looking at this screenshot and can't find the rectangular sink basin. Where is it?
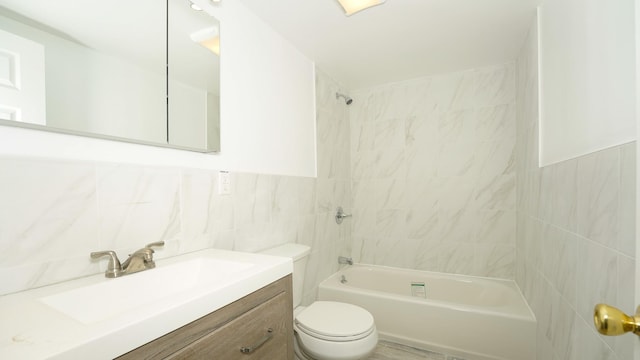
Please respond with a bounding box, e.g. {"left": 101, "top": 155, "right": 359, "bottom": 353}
{"left": 40, "top": 258, "right": 254, "bottom": 324}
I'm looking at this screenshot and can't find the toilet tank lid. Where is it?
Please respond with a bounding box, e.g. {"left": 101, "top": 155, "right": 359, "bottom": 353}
{"left": 259, "top": 243, "right": 310, "bottom": 261}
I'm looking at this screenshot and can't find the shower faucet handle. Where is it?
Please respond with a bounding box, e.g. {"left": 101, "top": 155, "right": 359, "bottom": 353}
{"left": 335, "top": 206, "right": 352, "bottom": 224}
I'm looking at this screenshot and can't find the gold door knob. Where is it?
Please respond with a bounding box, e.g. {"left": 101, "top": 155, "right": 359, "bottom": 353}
{"left": 593, "top": 304, "right": 640, "bottom": 336}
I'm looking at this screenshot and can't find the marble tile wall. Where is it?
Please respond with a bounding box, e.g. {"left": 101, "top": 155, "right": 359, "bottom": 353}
{"left": 0, "top": 160, "right": 303, "bottom": 295}
{"left": 515, "top": 20, "right": 636, "bottom": 360}
{"left": 0, "top": 68, "right": 351, "bottom": 299}
{"left": 301, "top": 69, "right": 352, "bottom": 305}
{"left": 349, "top": 63, "right": 517, "bottom": 278}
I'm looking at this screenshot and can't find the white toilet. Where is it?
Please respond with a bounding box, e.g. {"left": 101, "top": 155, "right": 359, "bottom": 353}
{"left": 260, "top": 243, "right": 378, "bottom": 360}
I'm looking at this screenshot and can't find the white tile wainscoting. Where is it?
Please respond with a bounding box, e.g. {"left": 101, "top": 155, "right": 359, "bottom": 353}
{"left": 515, "top": 20, "right": 635, "bottom": 360}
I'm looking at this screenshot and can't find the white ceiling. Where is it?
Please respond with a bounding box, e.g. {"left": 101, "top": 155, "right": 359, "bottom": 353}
{"left": 239, "top": 0, "right": 540, "bottom": 90}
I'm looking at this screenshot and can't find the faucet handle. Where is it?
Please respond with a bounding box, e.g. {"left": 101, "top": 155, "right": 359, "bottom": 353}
{"left": 335, "top": 207, "right": 352, "bottom": 224}
{"left": 144, "top": 241, "right": 165, "bottom": 251}
{"left": 134, "top": 241, "right": 164, "bottom": 269}
{"left": 90, "top": 251, "right": 123, "bottom": 278}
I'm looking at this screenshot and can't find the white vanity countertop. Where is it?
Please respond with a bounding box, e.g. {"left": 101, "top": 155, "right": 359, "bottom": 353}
{"left": 0, "top": 249, "right": 292, "bottom": 359}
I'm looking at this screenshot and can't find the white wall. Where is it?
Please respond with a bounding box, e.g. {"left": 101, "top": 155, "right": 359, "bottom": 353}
{"left": 0, "top": 0, "right": 317, "bottom": 177}
{"left": 538, "top": 0, "right": 636, "bottom": 166}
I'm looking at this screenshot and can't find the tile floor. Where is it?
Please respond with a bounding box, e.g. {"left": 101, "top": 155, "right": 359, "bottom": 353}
{"left": 368, "top": 341, "right": 469, "bottom": 360}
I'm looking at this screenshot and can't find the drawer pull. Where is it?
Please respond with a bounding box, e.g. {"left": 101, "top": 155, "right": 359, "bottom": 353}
{"left": 239, "top": 328, "right": 273, "bottom": 354}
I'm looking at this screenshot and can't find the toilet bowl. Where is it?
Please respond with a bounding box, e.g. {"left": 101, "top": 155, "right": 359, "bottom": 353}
{"left": 293, "top": 301, "right": 378, "bottom": 360}
{"left": 259, "top": 244, "right": 378, "bottom": 360}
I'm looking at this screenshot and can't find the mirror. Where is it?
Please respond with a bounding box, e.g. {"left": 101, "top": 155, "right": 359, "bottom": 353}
{"left": 168, "top": 0, "right": 220, "bottom": 151}
{"left": 0, "top": 0, "right": 220, "bottom": 152}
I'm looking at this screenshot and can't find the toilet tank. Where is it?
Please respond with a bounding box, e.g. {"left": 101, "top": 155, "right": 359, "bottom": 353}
{"left": 259, "top": 243, "right": 310, "bottom": 308}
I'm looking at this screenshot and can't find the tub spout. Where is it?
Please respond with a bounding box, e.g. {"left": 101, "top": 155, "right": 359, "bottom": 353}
{"left": 338, "top": 256, "right": 353, "bottom": 265}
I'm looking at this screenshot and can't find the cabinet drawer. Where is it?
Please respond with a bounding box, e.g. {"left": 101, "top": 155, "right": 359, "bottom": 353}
{"left": 116, "top": 275, "right": 293, "bottom": 360}
{"left": 168, "top": 292, "right": 289, "bottom": 359}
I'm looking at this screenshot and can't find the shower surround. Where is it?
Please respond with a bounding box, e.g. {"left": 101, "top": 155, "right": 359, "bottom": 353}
{"left": 350, "top": 63, "right": 517, "bottom": 279}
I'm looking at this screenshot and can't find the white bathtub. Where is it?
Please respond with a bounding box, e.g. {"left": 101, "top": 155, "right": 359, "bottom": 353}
{"left": 318, "top": 265, "right": 536, "bottom": 360}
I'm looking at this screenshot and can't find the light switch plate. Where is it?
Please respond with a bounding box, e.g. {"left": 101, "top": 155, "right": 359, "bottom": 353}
{"left": 218, "top": 171, "right": 231, "bottom": 195}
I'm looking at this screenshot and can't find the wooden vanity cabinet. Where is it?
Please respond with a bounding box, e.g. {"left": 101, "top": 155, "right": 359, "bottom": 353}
{"left": 116, "top": 275, "right": 293, "bottom": 360}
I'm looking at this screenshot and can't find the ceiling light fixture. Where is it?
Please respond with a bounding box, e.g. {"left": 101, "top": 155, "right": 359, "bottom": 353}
{"left": 188, "top": 1, "right": 203, "bottom": 11}
{"left": 191, "top": 27, "right": 220, "bottom": 56}
{"left": 336, "top": 0, "right": 386, "bottom": 16}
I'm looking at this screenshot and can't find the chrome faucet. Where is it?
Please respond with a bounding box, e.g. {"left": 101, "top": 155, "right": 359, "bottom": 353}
{"left": 335, "top": 206, "right": 352, "bottom": 224}
{"left": 338, "top": 256, "right": 353, "bottom": 265}
{"left": 91, "top": 241, "right": 164, "bottom": 278}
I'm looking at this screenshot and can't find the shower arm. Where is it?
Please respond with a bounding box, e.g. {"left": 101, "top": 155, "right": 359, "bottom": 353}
{"left": 336, "top": 92, "right": 353, "bottom": 105}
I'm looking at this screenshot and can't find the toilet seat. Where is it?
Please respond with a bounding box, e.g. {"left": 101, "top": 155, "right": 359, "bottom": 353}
{"left": 295, "top": 301, "right": 375, "bottom": 342}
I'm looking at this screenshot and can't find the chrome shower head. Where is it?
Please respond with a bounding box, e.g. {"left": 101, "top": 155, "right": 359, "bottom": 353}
{"left": 336, "top": 92, "right": 353, "bottom": 105}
